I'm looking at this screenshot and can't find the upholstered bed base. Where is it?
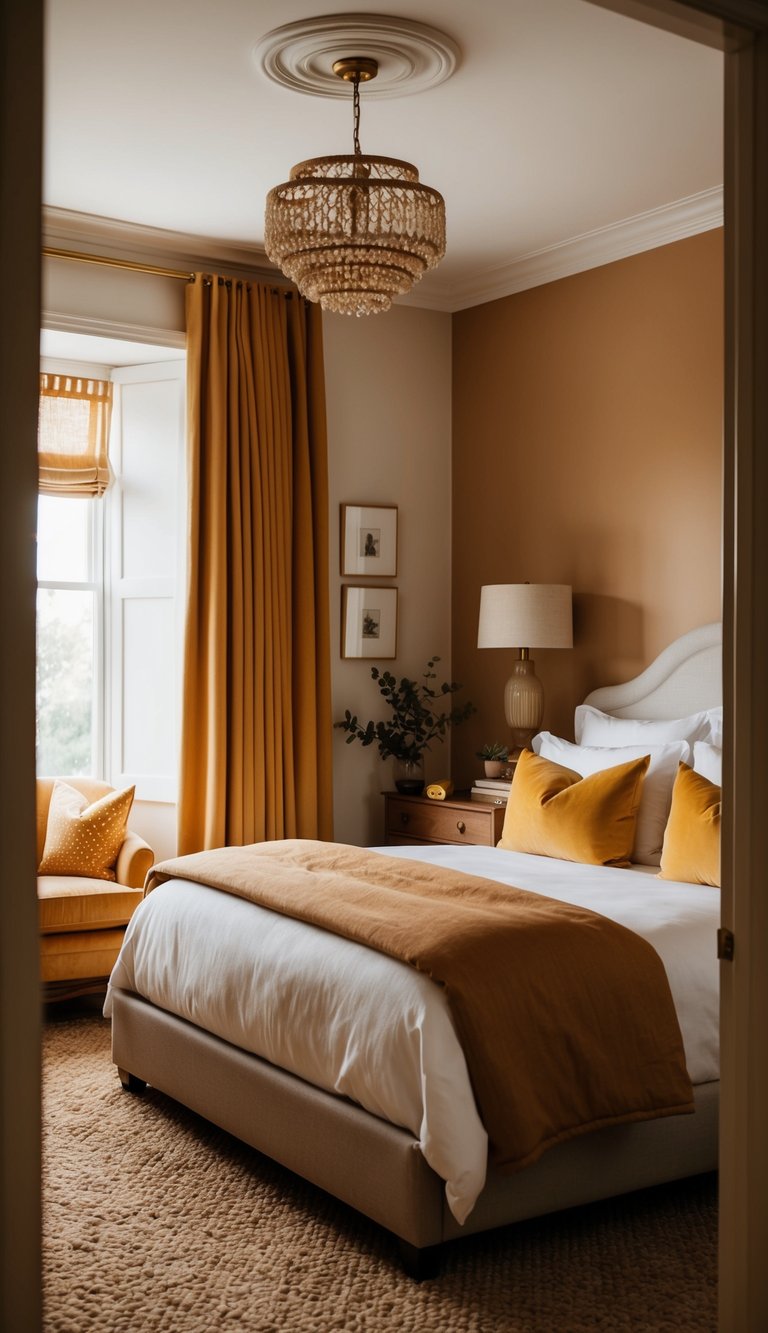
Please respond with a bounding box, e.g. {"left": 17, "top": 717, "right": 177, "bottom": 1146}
{"left": 111, "top": 989, "right": 718, "bottom": 1267}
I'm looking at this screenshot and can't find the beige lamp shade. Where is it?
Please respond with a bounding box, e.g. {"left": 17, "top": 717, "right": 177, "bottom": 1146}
{"left": 477, "top": 584, "right": 573, "bottom": 753}
{"left": 477, "top": 584, "right": 573, "bottom": 650}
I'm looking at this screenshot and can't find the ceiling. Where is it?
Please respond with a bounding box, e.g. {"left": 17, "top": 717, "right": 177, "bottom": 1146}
{"left": 44, "top": 0, "right": 723, "bottom": 310}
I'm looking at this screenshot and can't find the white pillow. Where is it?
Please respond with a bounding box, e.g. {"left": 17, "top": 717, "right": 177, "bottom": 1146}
{"left": 532, "top": 733, "right": 690, "bottom": 866}
{"left": 707, "top": 708, "right": 723, "bottom": 747}
{"left": 574, "top": 704, "right": 720, "bottom": 748}
{"left": 693, "top": 740, "right": 722, "bottom": 786}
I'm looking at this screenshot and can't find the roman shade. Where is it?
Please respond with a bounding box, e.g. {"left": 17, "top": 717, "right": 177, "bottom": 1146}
{"left": 38, "top": 372, "right": 113, "bottom": 496}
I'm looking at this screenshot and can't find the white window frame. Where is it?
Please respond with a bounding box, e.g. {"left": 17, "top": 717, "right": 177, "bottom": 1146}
{"left": 37, "top": 343, "right": 186, "bottom": 809}
{"left": 37, "top": 356, "right": 111, "bottom": 779}
{"left": 106, "top": 361, "right": 186, "bottom": 803}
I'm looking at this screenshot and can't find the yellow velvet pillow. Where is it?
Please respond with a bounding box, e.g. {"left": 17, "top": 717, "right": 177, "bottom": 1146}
{"left": 498, "top": 748, "right": 650, "bottom": 867}
{"left": 38, "top": 781, "right": 136, "bottom": 881}
{"left": 658, "top": 763, "right": 721, "bottom": 887}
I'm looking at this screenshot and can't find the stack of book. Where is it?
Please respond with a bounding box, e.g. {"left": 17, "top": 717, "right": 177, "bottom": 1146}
{"left": 470, "top": 776, "right": 514, "bottom": 804}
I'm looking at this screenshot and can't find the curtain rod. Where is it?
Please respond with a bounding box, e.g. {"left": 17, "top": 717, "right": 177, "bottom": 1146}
{"left": 43, "top": 247, "right": 194, "bottom": 282}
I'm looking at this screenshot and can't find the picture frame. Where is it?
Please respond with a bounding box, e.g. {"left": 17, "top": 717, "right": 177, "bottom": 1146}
{"left": 341, "top": 586, "right": 398, "bottom": 659}
{"left": 340, "top": 504, "right": 398, "bottom": 578}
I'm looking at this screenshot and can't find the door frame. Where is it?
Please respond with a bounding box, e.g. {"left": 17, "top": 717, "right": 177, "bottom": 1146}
{"left": 589, "top": 3, "right": 768, "bottom": 1329}
{"left": 2, "top": 2, "right": 768, "bottom": 1330}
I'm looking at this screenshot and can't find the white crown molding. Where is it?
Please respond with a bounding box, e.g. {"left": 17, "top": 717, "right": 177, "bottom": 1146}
{"left": 442, "top": 186, "right": 724, "bottom": 312}
{"left": 43, "top": 186, "right": 723, "bottom": 318}
{"left": 394, "top": 283, "right": 456, "bottom": 314}
{"left": 42, "top": 207, "right": 278, "bottom": 283}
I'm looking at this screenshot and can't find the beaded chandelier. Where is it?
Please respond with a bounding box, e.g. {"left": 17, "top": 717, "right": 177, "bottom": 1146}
{"left": 264, "top": 57, "right": 446, "bottom": 317}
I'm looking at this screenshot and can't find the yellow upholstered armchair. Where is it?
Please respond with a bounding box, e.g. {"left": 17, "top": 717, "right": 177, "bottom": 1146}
{"left": 37, "top": 776, "right": 154, "bottom": 1001}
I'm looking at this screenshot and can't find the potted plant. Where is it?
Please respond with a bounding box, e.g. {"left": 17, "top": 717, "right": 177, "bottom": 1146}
{"left": 476, "top": 741, "right": 510, "bottom": 778}
{"left": 336, "top": 657, "right": 475, "bottom": 794}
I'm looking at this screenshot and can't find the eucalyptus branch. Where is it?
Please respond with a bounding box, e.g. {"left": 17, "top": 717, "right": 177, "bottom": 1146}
{"left": 335, "top": 656, "right": 475, "bottom": 763}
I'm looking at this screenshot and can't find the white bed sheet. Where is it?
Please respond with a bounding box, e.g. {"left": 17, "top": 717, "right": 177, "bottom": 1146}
{"left": 105, "top": 843, "right": 720, "bottom": 1225}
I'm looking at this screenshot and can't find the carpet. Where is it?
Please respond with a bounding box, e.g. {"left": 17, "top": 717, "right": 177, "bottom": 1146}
{"left": 43, "top": 1009, "right": 717, "bottom": 1333}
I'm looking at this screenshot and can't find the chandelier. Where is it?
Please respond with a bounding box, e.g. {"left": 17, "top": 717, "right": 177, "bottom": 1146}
{"left": 264, "top": 56, "right": 446, "bottom": 317}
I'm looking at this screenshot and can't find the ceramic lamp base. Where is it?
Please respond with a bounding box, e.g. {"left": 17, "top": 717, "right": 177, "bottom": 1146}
{"left": 504, "top": 656, "right": 544, "bottom": 754}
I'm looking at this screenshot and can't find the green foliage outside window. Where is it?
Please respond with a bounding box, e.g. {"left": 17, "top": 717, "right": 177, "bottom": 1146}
{"left": 36, "top": 588, "right": 93, "bottom": 776}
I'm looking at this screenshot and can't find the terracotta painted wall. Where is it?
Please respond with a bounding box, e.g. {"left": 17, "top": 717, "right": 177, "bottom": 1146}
{"left": 451, "top": 229, "right": 724, "bottom": 788}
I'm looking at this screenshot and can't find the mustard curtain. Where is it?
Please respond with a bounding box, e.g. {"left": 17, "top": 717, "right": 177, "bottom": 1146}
{"left": 38, "top": 373, "right": 113, "bottom": 496}
{"left": 179, "top": 275, "right": 333, "bottom": 852}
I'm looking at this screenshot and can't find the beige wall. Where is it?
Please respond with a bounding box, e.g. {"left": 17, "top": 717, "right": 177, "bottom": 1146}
{"left": 324, "top": 305, "right": 453, "bottom": 847}
{"left": 451, "top": 229, "right": 724, "bottom": 788}
{"left": 43, "top": 254, "right": 186, "bottom": 338}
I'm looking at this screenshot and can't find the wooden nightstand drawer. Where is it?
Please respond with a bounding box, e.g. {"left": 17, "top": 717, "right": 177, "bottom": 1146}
{"left": 384, "top": 792, "right": 505, "bottom": 847}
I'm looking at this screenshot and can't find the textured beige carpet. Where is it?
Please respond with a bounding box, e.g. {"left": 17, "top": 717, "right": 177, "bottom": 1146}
{"left": 43, "top": 1010, "right": 717, "bottom": 1333}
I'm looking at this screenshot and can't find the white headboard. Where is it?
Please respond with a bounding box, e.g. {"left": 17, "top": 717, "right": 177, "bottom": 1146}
{"left": 583, "top": 623, "right": 722, "bottom": 720}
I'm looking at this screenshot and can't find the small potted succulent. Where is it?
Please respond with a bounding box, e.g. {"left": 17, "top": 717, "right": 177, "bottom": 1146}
{"left": 476, "top": 741, "right": 510, "bottom": 778}
{"left": 336, "top": 657, "right": 475, "bottom": 794}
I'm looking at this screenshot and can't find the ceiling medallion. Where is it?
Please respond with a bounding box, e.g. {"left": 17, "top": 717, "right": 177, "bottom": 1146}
{"left": 262, "top": 22, "right": 455, "bottom": 317}
{"left": 253, "top": 14, "right": 460, "bottom": 99}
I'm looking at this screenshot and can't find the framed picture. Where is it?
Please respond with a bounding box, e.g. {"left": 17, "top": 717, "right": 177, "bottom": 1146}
{"left": 340, "top": 504, "right": 398, "bottom": 577}
{"left": 341, "top": 586, "right": 398, "bottom": 659}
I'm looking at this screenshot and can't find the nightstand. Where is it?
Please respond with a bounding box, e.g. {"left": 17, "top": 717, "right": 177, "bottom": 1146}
{"left": 383, "top": 791, "right": 506, "bottom": 847}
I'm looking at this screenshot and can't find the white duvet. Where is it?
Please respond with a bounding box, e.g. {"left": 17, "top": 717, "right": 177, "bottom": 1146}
{"left": 105, "top": 843, "right": 720, "bottom": 1224}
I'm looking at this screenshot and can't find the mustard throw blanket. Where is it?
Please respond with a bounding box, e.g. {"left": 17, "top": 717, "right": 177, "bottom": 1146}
{"left": 146, "top": 840, "right": 694, "bottom": 1171}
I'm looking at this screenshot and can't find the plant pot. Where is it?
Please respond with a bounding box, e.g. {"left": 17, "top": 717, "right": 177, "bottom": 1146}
{"left": 394, "top": 757, "right": 425, "bottom": 795}
{"left": 484, "top": 760, "right": 506, "bottom": 778}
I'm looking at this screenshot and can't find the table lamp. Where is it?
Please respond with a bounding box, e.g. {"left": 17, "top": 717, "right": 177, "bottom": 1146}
{"left": 477, "top": 584, "right": 573, "bottom": 756}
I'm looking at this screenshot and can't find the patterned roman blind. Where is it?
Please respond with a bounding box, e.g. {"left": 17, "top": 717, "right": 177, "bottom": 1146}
{"left": 38, "top": 373, "right": 114, "bottom": 496}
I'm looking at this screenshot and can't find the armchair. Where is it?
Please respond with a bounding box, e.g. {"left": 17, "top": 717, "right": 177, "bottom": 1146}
{"left": 37, "top": 776, "right": 154, "bottom": 1001}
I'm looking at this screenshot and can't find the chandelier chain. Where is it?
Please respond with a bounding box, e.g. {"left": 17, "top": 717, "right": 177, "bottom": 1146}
{"left": 353, "top": 75, "right": 362, "bottom": 156}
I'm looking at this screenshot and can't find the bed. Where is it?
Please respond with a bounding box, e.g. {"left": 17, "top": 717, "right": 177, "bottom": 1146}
{"left": 107, "top": 622, "right": 722, "bottom": 1276}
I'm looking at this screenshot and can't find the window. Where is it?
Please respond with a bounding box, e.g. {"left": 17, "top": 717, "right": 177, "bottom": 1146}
{"left": 36, "top": 494, "right": 103, "bottom": 776}
{"left": 35, "top": 351, "right": 186, "bottom": 802}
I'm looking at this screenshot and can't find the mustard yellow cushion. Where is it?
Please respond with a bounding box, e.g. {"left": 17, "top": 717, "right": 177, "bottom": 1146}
{"left": 498, "top": 749, "right": 650, "bottom": 867}
{"left": 658, "top": 763, "right": 721, "bottom": 887}
{"left": 37, "top": 876, "right": 144, "bottom": 933}
{"left": 38, "top": 781, "right": 135, "bottom": 881}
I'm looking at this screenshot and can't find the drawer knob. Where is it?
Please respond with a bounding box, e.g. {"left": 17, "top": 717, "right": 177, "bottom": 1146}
{"left": 456, "top": 820, "right": 466, "bottom": 834}
{"left": 400, "top": 812, "right": 410, "bottom": 826}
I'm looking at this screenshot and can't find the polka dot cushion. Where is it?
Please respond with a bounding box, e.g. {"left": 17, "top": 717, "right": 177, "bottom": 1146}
{"left": 38, "top": 781, "right": 136, "bottom": 881}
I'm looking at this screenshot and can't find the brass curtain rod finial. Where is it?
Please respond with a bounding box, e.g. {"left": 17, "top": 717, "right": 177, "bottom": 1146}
{"left": 332, "top": 57, "right": 379, "bottom": 83}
